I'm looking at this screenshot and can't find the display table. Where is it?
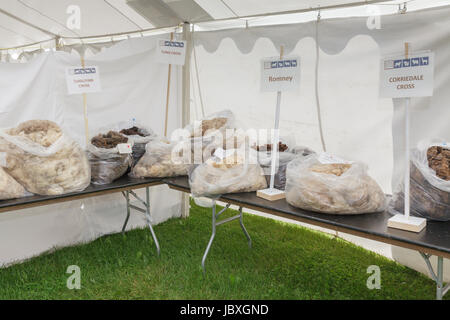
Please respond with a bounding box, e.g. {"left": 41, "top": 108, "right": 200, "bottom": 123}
{"left": 164, "top": 176, "right": 450, "bottom": 300}
{"left": 0, "top": 176, "right": 164, "bottom": 256}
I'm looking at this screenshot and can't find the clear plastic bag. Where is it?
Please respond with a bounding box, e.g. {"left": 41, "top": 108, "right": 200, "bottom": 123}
{"left": 257, "top": 144, "right": 315, "bottom": 190}
{"left": 258, "top": 148, "right": 314, "bottom": 190}
{"left": 88, "top": 130, "right": 133, "bottom": 185}
{"left": 0, "top": 120, "right": 91, "bottom": 195}
{"left": 99, "top": 121, "right": 156, "bottom": 167}
{"left": 389, "top": 139, "right": 450, "bottom": 221}
{"left": 186, "top": 109, "right": 236, "bottom": 140}
{"left": 131, "top": 139, "right": 191, "bottom": 178}
{"left": 285, "top": 154, "right": 386, "bottom": 214}
{"left": 189, "top": 147, "right": 267, "bottom": 198}
{"left": 0, "top": 167, "right": 28, "bottom": 200}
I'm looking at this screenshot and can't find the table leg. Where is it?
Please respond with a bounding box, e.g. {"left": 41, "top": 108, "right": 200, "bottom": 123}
{"left": 420, "top": 252, "right": 449, "bottom": 300}
{"left": 202, "top": 201, "right": 217, "bottom": 274}
{"left": 145, "top": 186, "right": 160, "bottom": 257}
{"left": 239, "top": 206, "right": 252, "bottom": 249}
{"left": 121, "top": 188, "right": 160, "bottom": 257}
{"left": 201, "top": 202, "right": 252, "bottom": 274}
{"left": 121, "top": 191, "right": 131, "bottom": 234}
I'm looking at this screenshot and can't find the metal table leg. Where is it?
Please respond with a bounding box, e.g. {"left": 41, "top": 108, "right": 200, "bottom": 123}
{"left": 121, "top": 187, "right": 160, "bottom": 256}
{"left": 121, "top": 191, "right": 131, "bottom": 234}
{"left": 420, "top": 252, "right": 449, "bottom": 300}
{"left": 201, "top": 201, "right": 252, "bottom": 274}
{"left": 144, "top": 186, "right": 160, "bottom": 256}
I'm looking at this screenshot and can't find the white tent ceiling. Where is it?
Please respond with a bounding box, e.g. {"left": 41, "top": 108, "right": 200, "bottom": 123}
{"left": 1, "top": 0, "right": 449, "bottom": 51}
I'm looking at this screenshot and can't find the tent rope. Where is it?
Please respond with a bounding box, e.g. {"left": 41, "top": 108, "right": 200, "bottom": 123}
{"left": 314, "top": 11, "right": 327, "bottom": 153}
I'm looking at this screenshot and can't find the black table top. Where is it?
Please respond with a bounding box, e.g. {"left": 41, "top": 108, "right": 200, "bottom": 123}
{"left": 164, "top": 176, "right": 450, "bottom": 257}
{"left": 0, "top": 176, "right": 163, "bottom": 212}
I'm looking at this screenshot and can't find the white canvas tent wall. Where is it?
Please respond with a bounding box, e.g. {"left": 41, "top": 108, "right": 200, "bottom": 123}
{"left": 0, "top": 0, "right": 449, "bottom": 280}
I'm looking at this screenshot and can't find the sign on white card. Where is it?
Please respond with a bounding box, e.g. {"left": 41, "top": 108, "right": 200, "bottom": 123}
{"left": 155, "top": 39, "right": 186, "bottom": 66}
{"left": 261, "top": 56, "right": 300, "bottom": 92}
{"left": 66, "top": 66, "right": 101, "bottom": 95}
{"left": 379, "top": 52, "right": 434, "bottom": 98}
{"left": 117, "top": 143, "right": 132, "bottom": 154}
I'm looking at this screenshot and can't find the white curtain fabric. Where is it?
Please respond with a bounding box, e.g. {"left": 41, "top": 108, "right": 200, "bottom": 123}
{"left": 0, "top": 34, "right": 183, "bottom": 267}
{"left": 190, "top": 6, "right": 450, "bottom": 280}
{"left": 191, "top": 5, "right": 450, "bottom": 193}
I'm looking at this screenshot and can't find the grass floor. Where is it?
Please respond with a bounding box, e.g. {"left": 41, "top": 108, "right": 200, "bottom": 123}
{"left": 0, "top": 200, "right": 445, "bottom": 300}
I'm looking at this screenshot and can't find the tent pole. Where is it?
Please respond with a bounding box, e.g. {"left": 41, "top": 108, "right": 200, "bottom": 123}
{"left": 180, "top": 22, "right": 192, "bottom": 219}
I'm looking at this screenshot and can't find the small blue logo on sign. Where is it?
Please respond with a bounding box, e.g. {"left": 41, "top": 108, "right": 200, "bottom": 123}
{"left": 71, "top": 67, "right": 96, "bottom": 75}
{"left": 162, "top": 40, "right": 184, "bottom": 48}
{"left": 388, "top": 56, "right": 430, "bottom": 69}
{"left": 403, "top": 59, "right": 411, "bottom": 67}
{"left": 267, "top": 59, "right": 298, "bottom": 69}
{"left": 411, "top": 58, "right": 420, "bottom": 66}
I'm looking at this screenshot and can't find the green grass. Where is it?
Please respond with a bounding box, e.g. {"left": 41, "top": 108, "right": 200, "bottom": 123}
{"left": 0, "top": 200, "right": 445, "bottom": 300}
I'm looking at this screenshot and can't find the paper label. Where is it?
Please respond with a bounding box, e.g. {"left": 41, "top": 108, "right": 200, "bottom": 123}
{"left": 431, "top": 142, "right": 449, "bottom": 148}
{"left": 318, "top": 152, "right": 352, "bottom": 164}
{"left": 213, "top": 148, "right": 235, "bottom": 160}
{"left": 379, "top": 52, "right": 434, "bottom": 98}
{"left": 261, "top": 56, "right": 300, "bottom": 92}
{"left": 66, "top": 66, "right": 101, "bottom": 94}
{"left": 117, "top": 143, "right": 132, "bottom": 154}
{"left": 155, "top": 39, "right": 186, "bottom": 66}
{"left": 0, "top": 152, "right": 6, "bottom": 167}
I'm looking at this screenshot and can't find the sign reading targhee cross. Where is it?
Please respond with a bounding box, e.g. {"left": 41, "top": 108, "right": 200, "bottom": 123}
{"left": 261, "top": 56, "right": 300, "bottom": 92}
{"left": 155, "top": 39, "right": 187, "bottom": 66}
{"left": 65, "top": 66, "right": 101, "bottom": 95}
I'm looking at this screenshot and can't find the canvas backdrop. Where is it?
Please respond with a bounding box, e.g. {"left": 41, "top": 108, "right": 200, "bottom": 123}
{"left": 190, "top": 6, "right": 450, "bottom": 279}
{"left": 0, "top": 34, "right": 183, "bottom": 266}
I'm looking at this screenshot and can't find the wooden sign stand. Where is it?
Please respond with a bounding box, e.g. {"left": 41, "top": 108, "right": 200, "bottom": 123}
{"left": 257, "top": 46, "right": 286, "bottom": 201}
{"left": 80, "top": 55, "right": 89, "bottom": 147}
{"left": 164, "top": 32, "right": 174, "bottom": 137}
{"left": 387, "top": 43, "right": 426, "bottom": 233}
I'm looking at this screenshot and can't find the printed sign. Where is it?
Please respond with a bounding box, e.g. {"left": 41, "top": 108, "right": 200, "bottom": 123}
{"left": 155, "top": 39, "right": 186, "bottom": 65}
{"left": 380, "top": 52, "right": 434, "bottom": 98}
{"left": 66, "top": 66, "right": 101, "bottom": 95}
{"left": 117, "top": 143, "right": 132, "bottom": 154}
{"left": 261, "top": 56, "right": 300, "bottom": 92}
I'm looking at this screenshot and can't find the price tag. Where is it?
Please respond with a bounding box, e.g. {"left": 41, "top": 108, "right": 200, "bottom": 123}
{"left": 318, "top": 152, "right": 352, "bottom": 165}
{"left": 155, "top": 39, "right": 186, "bottom": 66}
{"left": 261, "top": 56, "right": 300, "bottom": 92}
{"left": 117, "top": 143, "right": 132, "bottom": 154}
{"left": 379, "top": 52, "right": 434, "bottom": 98}
{"left": 66, "top": 66, "right": 101, "bottom": 94}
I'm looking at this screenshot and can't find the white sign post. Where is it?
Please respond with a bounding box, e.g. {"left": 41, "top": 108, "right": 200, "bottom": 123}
{"left": 383, "top": 43, "right": 434, "bottom": 233}
{"left": 257, "top": 47, "right": 300, "bottom": 201}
